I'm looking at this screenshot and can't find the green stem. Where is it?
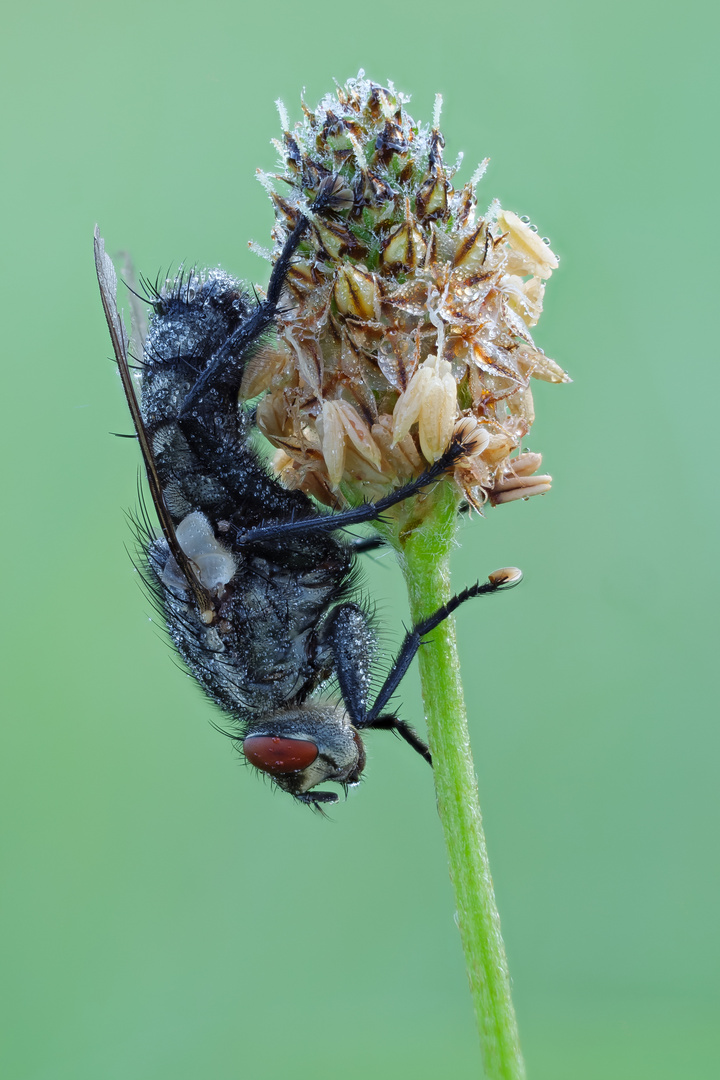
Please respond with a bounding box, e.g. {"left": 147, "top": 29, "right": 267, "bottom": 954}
{"left": 396, "top": 485, "right": 525, "bottom": 1080}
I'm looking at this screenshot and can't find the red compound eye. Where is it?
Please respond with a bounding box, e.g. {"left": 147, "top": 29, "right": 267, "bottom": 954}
{"left": 243, "top": 735, "right": 319, "bottom": 776}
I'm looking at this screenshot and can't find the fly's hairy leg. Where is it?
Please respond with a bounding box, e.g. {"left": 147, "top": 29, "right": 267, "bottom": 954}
{"left": 234, "top": 439, "right": 472, "bottom": 546}
{"left": 322, "top": 574, "right": 522, "bottom": 767}
{"left": 349, "top": 534, "right": 388, "bottom": 555}
{"left": 178, "top": 182, "right": 336, "bottom": 425}
{"left": 365, "top": 577, "right": 518, "bottom": 726}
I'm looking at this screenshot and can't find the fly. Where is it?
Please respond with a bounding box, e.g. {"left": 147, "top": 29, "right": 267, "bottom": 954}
{"left": 95, "top": 181, "right": 521, "bottom": 809}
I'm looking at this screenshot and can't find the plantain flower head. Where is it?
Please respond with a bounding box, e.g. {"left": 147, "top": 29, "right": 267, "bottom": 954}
{"left": 245, "top": 73, "right": 568, "bottom": 514}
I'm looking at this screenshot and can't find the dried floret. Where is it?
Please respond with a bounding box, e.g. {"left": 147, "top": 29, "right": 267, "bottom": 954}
{"left": 251, "top": 73, "right": 568, "bottom": 513}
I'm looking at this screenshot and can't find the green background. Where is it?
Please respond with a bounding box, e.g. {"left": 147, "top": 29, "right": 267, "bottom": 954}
{"left": 2, "top": 1, "right": 718, "bottom": 1077}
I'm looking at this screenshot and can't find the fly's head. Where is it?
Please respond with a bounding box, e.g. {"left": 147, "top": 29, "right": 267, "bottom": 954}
{"left": 242, "top": 705, "right": 366, "bottom": 808}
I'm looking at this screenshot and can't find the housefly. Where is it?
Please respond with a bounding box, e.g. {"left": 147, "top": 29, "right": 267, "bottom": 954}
{"left": 95, "top": 183, "right": 521, "bottom": 809}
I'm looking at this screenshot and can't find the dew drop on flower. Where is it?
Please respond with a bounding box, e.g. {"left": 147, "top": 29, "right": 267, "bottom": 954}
{"left": 252, "top": 74, "right": 568, "bottom": 513}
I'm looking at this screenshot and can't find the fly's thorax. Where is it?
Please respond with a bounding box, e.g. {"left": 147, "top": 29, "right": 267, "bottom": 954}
{"left": 146, "top": 513, "right": 355, "bottom": 722}
{"left": 243, "top": 705, "right": 366, "bottom": 801}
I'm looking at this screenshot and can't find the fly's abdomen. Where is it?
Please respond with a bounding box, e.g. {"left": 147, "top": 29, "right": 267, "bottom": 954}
{"left": 140, "top": 270, "right": 249, "bottom": 427}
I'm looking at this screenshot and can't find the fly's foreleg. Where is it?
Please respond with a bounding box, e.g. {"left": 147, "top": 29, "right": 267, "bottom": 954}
{"left": 364, "top": 571, "right": 522, "bottom": 728}
{"left": 321, "top": 602, "right": 431, "bottom": 766}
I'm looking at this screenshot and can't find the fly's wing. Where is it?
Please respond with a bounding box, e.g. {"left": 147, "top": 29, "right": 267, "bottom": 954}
{"left": 118, "top": 249, "right": 149, "bottom": 360}
{"left": 94, "top": 227, "right": 217, "bottom": 625}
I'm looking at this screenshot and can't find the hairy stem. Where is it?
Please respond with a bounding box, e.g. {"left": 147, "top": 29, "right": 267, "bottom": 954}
{"left": 396, "top": 485, "right": 525, "bottom": 1080}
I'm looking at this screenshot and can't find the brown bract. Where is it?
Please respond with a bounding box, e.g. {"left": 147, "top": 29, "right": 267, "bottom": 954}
{"left": 246, "top": 74, "right": 568, "bottom": 512}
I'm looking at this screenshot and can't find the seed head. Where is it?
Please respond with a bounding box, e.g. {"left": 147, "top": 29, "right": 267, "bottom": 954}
{"left": 249, "top": 73, "right": 568, "bottom": 514}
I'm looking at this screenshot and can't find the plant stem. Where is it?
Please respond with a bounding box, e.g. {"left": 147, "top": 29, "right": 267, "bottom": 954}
{"left": 397, "top": 484, "right": 526, "bottom": 1080}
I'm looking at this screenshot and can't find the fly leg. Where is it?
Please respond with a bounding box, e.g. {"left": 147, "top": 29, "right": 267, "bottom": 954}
{"left": 320, "top": 603, "right": 375, "bottom": 730}
{"left": 349, "top": 534, "right": 387, "bottom": 554}
{"left": 177, "top": 179, "right": 337, "bottom": 425}
{"left": 321, "top": 601, "right": 431, "bottom": 765}
{"left": 235, "top": 436, "right": 472, "bottom": 546}
{"left": 358, "top": 571, "right": 523, "bottom": 761}
{"left": 322, "top": 569, "right": 521, "bottom": 771}
{"left": 348, "top": 502, "right": 472, "bottom": 556}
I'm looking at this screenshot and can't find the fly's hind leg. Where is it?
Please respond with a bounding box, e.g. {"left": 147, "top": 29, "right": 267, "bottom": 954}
{"left": 177, "top": 180, "right": 339, "bottom": 424}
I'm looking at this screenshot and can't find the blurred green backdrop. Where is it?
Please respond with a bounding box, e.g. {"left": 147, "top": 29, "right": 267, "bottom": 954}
{"left": 2, "top": 1, "right": 718, "bottom": 1077}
